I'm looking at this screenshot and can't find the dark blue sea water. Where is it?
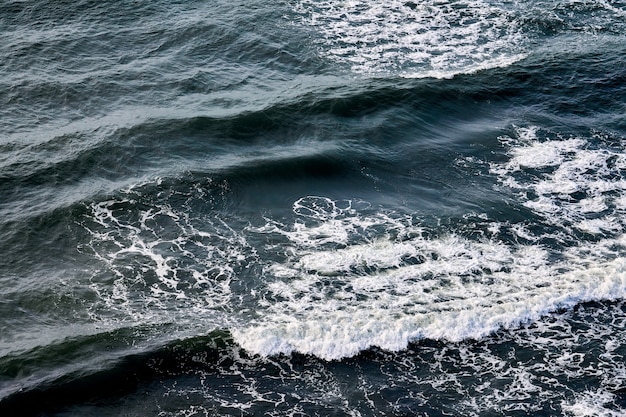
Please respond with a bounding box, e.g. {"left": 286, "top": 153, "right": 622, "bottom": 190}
{"left": 2, "top": 1, "right": 626, "bottom": 415}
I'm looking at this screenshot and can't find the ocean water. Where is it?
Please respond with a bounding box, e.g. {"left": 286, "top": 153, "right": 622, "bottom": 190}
{"left": 2, "top": 0, "right": 626, "bottom": 415}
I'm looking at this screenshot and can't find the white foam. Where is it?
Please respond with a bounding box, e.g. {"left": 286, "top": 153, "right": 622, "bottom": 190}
{"left": 563, "top": 390, "right": 623, "bottom": 417}
{"left": 491, "top": 127, "right": 626, "bottom": 235}
{"left": 83, "top": 185, "right": 249, "bottom": 328}
{"left": 235, "top": 220, "right": 626, "bottom": 360}
{"left": 294, "top": 0, "right": 527, "bottom": 77}
{"left": 83, "top": 126, "right": 626, "bottom": 361}
{"left": 233, "top": 126, "right": 626, "bottom": 360}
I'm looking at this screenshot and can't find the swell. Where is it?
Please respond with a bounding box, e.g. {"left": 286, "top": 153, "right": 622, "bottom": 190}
{"left": 2, "top": 69, "right": 513, "bottom": 175}
{"left": 6, "top": 34, "right": 625, "bottom": 174}
{"left": 0, "top": 75, "right": 506, "bottom": 220}
{"left": 4, "top": 42, "right": 625, "bottom": 223}
{"left": 0, "top": 1, "right": 302, "bottom": 125}
{"left": 0, "top": 0, "right": 164, "bottom": 28}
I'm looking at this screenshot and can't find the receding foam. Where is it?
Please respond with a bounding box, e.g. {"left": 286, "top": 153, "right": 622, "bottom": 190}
{"left": 293, "top": 0, "right": 527, "bottom": 77}
{"left": 82, "top": 184, "right": 250, "bottom": 329}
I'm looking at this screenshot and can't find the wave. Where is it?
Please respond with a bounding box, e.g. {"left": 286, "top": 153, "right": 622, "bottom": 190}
{"left": 5, "top": 33, "right": 624, "bottom": 220}
{"left": 0, "top": 73, "right": 505, "bottom": 226}
{"left": 230, "top": 126, "right": 626, "bottom": 360}
{"left": 234, "top": 214, "right": 626, "bottom": 360}
{"left": 67, "top": 124, "right": 626, "bottom": 362}
{"left": 4, "top": 304, "right": 626, "bottom": 416}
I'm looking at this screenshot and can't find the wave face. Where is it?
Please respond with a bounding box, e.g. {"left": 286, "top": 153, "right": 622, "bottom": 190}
{"left": 2, "top": 0, "right": 626, "bottom": 416}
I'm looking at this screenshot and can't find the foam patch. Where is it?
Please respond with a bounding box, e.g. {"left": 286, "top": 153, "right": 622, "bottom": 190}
{"left": 293, "top": 0, "right": 527, "bottom": 77}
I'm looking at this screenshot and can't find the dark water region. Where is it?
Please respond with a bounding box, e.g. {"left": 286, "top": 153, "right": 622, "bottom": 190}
{"left": 3, "top": 303, "right": 626, "bottom": 416}
{"left": 2, "top": 0, "right": 626, "bottom": 416}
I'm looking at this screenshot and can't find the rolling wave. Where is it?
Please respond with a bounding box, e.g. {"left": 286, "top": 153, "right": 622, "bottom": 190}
{"left": 64, "top": 125, "right": 626, "bottom": 362}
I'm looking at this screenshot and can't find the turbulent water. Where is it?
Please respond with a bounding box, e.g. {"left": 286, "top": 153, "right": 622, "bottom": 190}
{"left": 2, "top": 0, "right": 626, "bottom": 415}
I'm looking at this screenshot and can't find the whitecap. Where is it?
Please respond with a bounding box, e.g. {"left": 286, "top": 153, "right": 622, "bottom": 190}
{"left": 293, "top": 0, "right": 527, "bottom": 77}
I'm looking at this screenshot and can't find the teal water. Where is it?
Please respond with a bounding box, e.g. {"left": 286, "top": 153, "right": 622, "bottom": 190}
{"left": 2, "top": 1, "right": 626, "bottom": 415}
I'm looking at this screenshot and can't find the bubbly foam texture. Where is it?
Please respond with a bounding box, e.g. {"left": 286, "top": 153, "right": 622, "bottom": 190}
{"left": 234, "top": 127, "right": 626, "bottom": 360}
{"left": 81, "top": 180, "right": 255, "bottom": 329}
{"left": 491, "top": 127, "right": 626, "bottom": 236}
{"left": 82, "top": 127, "right": 626, "bottom": 362}
{"left": 294, "top": 0, "right": 526, "bottom": 77}
{"left": 600, "top": 0, "right": 626, "bottom": 18}
{"left": 156, "top": 301, "right": 626, "bottom": 416}
{"left": 563, "top": 390, "right": 624, "bottom": 417}
{"left": 235, "top": 212, "right": 626, "bottom": 360}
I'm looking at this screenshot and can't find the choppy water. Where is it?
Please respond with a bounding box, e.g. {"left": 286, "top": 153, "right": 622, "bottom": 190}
{"left": 2, "top": 1, "right": 626, "bottom": 415}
